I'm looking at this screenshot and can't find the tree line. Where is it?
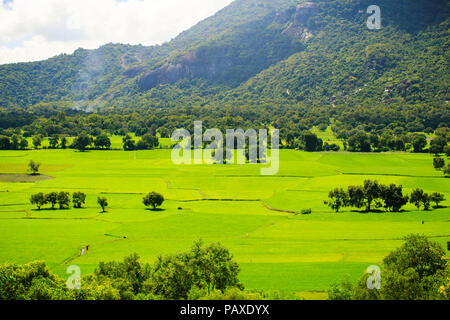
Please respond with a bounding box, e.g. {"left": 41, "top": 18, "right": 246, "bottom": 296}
{"left": 29, "top": 192, "right": 165, "bottom": 212}
{"left": 325, "top": 180, "right": 445, "bottom": 213}
{"left": 30, "top": 192, "right": 86, "bottom": 210}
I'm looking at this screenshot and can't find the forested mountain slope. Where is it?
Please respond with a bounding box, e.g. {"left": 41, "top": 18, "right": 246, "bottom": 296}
{"left": 0, "top": 0, "right": 448, "bottom": 131}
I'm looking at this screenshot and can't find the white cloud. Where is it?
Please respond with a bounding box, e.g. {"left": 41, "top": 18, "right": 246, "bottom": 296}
{"left": 0, "top": 0, "right": 234, "bottom": 64}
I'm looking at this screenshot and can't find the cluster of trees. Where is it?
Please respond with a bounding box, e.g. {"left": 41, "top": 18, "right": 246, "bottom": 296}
{"left": 432, "top": 129, "right": 450, "bottom": 176}
{"left": 28, "top": 192, "right": 167, "bottom": 212}
{"left": 0, "top": 241, "right": 245, "bottom": 300}
{"left": 326, "top": 180, "right": 445, "bottom": 213}
{"left": 283, "top": 131, "right": 340, "bottom": 152}
{"left": 0, "top": 134, "right": 29, "bottom": 150}
{"left": 30, "top": 192, "right": 86, "bottom": 210}
{"left": 328, "top": 234, "right": 449, "bottom": 300}
{"left": 335, "top": 126, "right": 450, "bottom": 154}
{"left": 123, "top": 134, "right": 159, "bottom": 151}
{"left": 71, "top": 133, "right": 111, "bottom": 151}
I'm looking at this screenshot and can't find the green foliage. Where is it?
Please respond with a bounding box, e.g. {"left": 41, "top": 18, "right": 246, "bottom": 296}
{"left": 0, "top": 242, "right": 247, "bottom": 300}
{"left": 136, "top": 134, "right": 159, "bottom": 150}
{"left": 123, "top": 135, "right": 136, "bottom": 151}
{"left": 327, "top": 181, "right": 410, "bottom": 213}
{"left": 57, "top": 192, "right": 70, "bottom": 209}
{"left": 146, "top": 241, "right": 242, "bottom": 299}
{"left": 380, "top": 234, "right": 448, "bottom": 300}
{"left": 326, "top": 188, "right": 348, "bottom": 213}
{"left": 0, "top": 0, "right": 447, "bottom": 141}
{"left": 28, "top": 160, "right": 40, "bottom": 175}
{"left": 143, "top": 192, "right": 165, "bottom": 210}
{"left": 410, "top": 188, "right": 431, "bottom": 211}
{"left": 0, "top": 261, "right": 70, "bottom": 300}
{"left": 72, "top": 132, "right": 92, "bottom": 151}
{"left": 45, "top": 192, "right": 58, "bottom": 209}
{"left": 327, "top": 276, "right": 353, "bottom": 300}
{"left": 30, "top": 193, "right": 46, "bottom": 210}
{"left": 97, "top": 197, "right": 108, "bottom": 212}
{"left": 430, "top": 193, "right": 445, "bottom": 208}
{"left": 433, "top": 157, "right": 445, "bottom": 170}
{"left": 72, "top": 192, "right": 87, "bottom": 209}
{"left": 344, "top": 234, "right": 449, "bottom": 300}
{"left": 32, "top": 135, "right": 42, "bottom": 150}
{"left": 94, "top": 134, "right": 111, "bottom": 149}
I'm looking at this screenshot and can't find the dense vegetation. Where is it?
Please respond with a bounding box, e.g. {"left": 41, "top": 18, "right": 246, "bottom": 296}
{"left": 1, "top": 234, "right": 447, "bottom": 300}
{"left": 0, "top": 241, "right": 246, "bottom": 300}
{"left": 328, "top": 235, "right": 449, "bottom": 300}
{"left": 0, "top": 0, "right": 448, "bottom": 141}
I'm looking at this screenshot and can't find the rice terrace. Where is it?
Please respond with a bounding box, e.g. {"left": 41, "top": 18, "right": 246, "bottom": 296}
{"left": 0, "top": 139, "right": 448, "bottom": 299}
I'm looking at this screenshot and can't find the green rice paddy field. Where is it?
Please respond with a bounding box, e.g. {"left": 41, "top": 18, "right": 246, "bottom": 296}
{"left": 0, "top": 149, "right": 448, "bottom": 299}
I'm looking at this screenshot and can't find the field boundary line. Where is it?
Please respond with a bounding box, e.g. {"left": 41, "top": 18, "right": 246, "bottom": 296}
{"left": 338, "top": 172, "right": 442, "bottom": 178}
{"left": 261, "top": 200, "right": 302, "bottom": 215}
{"left": 161, "top": 177, "right": 207, "bottom": 199}
{"left": 179, "top": 198, "right": 261, "bottom": 203}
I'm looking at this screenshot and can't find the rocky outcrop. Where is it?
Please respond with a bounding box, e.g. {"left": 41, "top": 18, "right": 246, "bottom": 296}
{"left": 138, "top": 50, "right": 232, "bottom": 91}
{"left": 138, "top": 2, "right": 320, "bottom": 91}
{"left": 282, "top": 2, "right": 319, "bottom": 40}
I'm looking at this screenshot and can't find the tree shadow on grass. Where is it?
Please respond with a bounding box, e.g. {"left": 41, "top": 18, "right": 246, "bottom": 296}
{"left": 145, "top": 208, "right": 166, "bottom": 212}
{"left": 351, "top": 209, "right": 414, "bottom": 214}
{"left": 31, "top": 208, "right": 70, "bottom": 212}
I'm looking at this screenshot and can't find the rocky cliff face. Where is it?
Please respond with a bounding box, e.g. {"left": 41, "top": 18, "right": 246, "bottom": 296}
{"left": 138, "top": 1, "right": 320, "bottom": 91}
{"left": 282, "top": 2, "right": 319, "bottom": 40}
{"left": 138, "top": 50, "right": 233, "bottom": 91}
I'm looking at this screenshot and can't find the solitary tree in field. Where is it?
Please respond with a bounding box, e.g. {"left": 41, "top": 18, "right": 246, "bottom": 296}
{"left": 45, "top": 192, "right": 58, "bottom": 209}
{"left": 143, "top": 192, "right": 165, "bottom": 210}
{"left": 57, "top": 192, "right": 70, "bottom": 209}
{"left": 28, "top": 160, "right": 41, "bottom": 175}
{"left": 30, "top": 193, "right": 46, "bottom": 210}
{"left": 98, "top": 197, "right": 108, "bottom": 213}
{"left": 430, "top": 193, "right": 445, "bottom": 208}
{"left": 73, "top": 192, "right": 87, "bottom": 208}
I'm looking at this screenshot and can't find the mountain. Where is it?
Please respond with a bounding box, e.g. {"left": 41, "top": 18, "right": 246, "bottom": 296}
{"left": 0, "top": 0, "right": 448, "bottom": 131}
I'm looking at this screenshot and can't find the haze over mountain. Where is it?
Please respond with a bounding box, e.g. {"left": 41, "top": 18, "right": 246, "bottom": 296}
{"left": 0, "top": 0, "right": 448, "bottom": 130}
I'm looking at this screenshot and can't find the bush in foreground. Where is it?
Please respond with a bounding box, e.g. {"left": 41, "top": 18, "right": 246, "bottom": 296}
{"left": 329, "top": 234, "right": 449, "bottom": 300}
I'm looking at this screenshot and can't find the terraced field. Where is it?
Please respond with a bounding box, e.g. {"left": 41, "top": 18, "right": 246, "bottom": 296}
{"left": 0, "top": 149, "right": 448, "bottom": 298}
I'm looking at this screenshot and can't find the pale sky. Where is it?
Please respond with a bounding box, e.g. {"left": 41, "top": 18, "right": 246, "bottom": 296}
{"left": 0, "top": 0, "right": 234, "bottom": 64}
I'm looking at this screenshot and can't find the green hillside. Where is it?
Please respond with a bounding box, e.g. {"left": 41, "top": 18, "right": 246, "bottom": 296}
{"left": 0, "top": 0, "right": 448, "bottom": 132}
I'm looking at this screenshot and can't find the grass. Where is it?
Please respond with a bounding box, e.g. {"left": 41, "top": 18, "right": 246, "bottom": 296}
{"left": 0, "top": 148, "right": 448, "bottom": 298}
